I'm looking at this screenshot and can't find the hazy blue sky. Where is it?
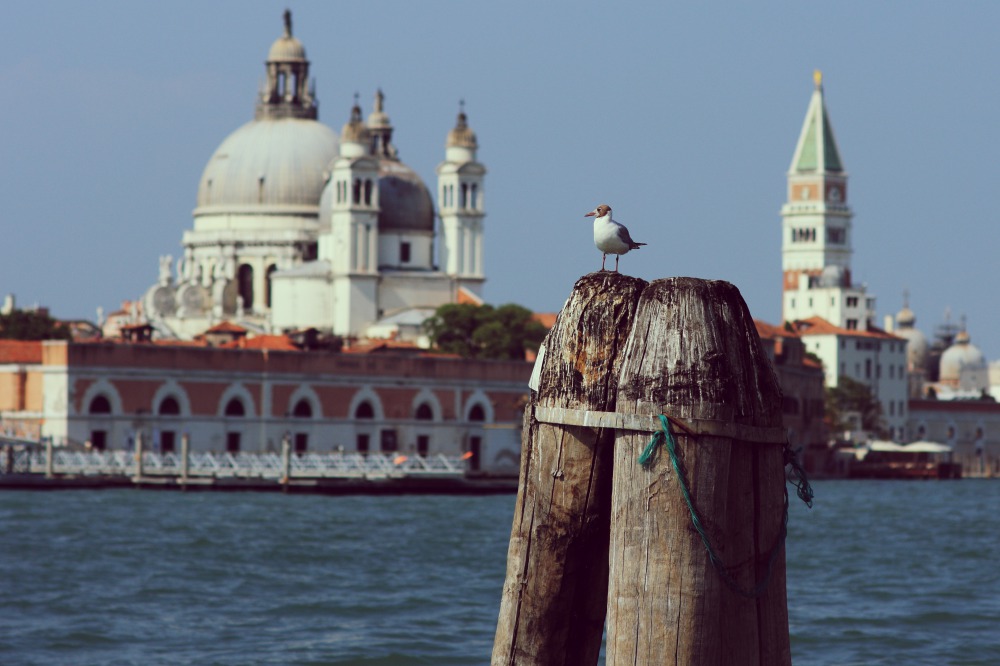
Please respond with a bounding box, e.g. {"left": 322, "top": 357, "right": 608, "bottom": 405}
{"left": 2, "top": 1, "right": 998, "bottom": 360}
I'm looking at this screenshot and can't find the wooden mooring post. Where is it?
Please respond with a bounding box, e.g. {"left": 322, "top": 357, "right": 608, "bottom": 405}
{"left": 493, "top": 275, "right": 792, "bottom": 666}
{"left": 492, "top": 273, "right": 646, "bottom": 666}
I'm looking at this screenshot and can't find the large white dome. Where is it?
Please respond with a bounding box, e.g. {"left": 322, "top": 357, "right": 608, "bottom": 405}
{"left": 939, "top": 332, "right": 987, "bottom": 383}
{"left": 194, "top": 119, "right": 339, "bottom": 216}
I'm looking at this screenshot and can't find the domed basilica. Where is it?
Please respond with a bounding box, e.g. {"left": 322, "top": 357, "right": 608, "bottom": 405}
{"left": 142, "top": 11, "right": 485, "bottom": 341}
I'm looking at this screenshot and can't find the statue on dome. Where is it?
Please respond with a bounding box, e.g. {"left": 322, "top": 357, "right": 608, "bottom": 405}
{"left": 158, "top": 255, "right": 174, "bottom": 285}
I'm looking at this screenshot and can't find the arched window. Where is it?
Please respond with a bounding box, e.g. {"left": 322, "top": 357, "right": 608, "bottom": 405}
{"left": 353, "top": 179, "right": 361, "bottom": 204}
{"left": 225, "top": 399, "right": 245, "bottom": 417}
{"left": 468, "top": 404, "right": 486, "bottom": 422}
{"left": 89, "top": 395, "right": 112, "bottom": 414}
{"left": 470, "top": 183, "right": 478, "bottom": 209}
{"left": 364, "top": 179, "right": 373, "bottom": 205}
{"left": 355, "top": 402, "right": 374, "bottom": 419}
{"left": 264, "top": 264, "right": 277, "bottom": 309}
{"left": 415, "top": 403, "right": 433, "bottom": 420}
{"left": 238, "top": 264, "right": 254, "bottom": 310}
{"left": 293, "top": 399, "right": 313, "bottom": 418}
{"left": 158, "top": 397, "right": 180, "bottom": 415}
{"left": 460, "top": 183, "right": 468, "bottom": 208}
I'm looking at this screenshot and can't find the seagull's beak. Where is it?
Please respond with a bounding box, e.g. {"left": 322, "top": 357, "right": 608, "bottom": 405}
{"left": 584, "top": 210, "right": 596, "bottom": 218}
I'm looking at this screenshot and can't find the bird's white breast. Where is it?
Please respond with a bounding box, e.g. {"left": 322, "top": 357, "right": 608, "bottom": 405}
{"left": 593, "top": 217, "right": 630, "bottom": 254}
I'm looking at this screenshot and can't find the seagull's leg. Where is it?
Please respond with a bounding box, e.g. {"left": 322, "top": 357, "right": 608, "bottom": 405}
{"left": 601, "top": 254, "right": 607, "bottom": 271}
{"left": 614, "top": 255, "right": 620, "bottom": 272}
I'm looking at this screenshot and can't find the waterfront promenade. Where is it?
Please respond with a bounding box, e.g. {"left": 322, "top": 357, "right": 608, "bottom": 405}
{"left": 0, "top": 447, "right": 516, "bottom": 494}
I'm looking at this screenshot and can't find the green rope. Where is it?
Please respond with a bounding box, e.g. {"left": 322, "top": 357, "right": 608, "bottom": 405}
{"left": 638, "top": 414, "right": 814, "bottom": 598}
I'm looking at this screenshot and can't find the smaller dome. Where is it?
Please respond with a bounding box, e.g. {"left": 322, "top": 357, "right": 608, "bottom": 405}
{"left": 341, "top": 103, "right": 370, "bottom": 144}
{"left": 269, "top": 11, "right": 306, "bottom": 62}
{"left": 896, "top": 306, "right": 916, "bottom": 327}
{"left": 447, "top": 110, "right": 478, "bottom": 150}
{"left": 378, "top": 160, "right": 434, "bottom": 232}
{"left": 896, "top": 327, "right": 928, "bottom": 370}
{"left": 939, "top": 332, "right": 987, "bottom": 382}
{"left": 269, "top": 36, "right": 305, "bottom": 62}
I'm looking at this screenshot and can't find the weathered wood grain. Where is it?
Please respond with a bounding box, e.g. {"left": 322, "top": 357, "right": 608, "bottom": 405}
{"left": 606, "top": 277, "right": 790, "bottom": 666}
{"left": 492, "top": 272, "right": 647, "bottom": 666}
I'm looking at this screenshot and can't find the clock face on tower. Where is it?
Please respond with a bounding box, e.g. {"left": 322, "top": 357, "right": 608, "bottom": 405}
{"left": 829, "top": 185, "right": 841, "bottom": 202}
{"left": 800, "top": 186, "right": 810, "bottom": 200}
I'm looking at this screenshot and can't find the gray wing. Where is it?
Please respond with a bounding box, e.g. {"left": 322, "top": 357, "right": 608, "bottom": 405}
{"left": 615, "top": 222, "right": 644, "bottom": 248}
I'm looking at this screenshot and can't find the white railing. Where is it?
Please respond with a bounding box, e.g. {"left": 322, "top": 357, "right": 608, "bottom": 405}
{"left": 18, "top": 450, "right": 468, "bottom": 480}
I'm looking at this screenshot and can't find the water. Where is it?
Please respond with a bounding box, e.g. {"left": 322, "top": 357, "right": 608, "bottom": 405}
{"left": 1, "top": 481, "right": 997, "bottom": 665}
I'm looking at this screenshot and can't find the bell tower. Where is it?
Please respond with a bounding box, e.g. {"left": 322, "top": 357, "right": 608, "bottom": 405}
{"left": 437, "top": 102, "right": 486, "bottom": 297}
{"left": 781, "top": 72, "right": 874, "bottom": 330}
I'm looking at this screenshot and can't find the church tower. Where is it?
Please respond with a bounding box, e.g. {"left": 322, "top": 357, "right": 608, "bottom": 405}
{"left": 437, "top": 103, "right": 486, "bottom": 297}
{"left": 781, "top": 71, "right": 874, "bottom": 330}
{"left": 327, "top": 98, "right": 380, "bottom": 335}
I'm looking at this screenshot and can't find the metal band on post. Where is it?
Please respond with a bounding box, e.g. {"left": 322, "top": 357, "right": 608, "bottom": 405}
{"left": 532, "top": 406, "right": 788, "bottom": 445}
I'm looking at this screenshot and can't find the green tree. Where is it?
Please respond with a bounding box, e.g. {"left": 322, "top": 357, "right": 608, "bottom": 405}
{"left": 424, "top": 303, "right": 547, "bottom": 360}
{"left": 825, "top": 375, "right": 883, "bottom": 435}
{"left": 0, "top": 309, "right": 71, "bottom": 341}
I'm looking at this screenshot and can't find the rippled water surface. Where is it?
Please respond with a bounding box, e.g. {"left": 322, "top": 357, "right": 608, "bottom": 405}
{"left": 1, "top": 480, "right": 998, "bottom": 665}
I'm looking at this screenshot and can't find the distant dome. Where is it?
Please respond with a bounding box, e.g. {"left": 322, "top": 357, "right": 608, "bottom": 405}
{"left": 378, "top": 159, "right": 434, "bottom": 232}
{"left": 341, "top": 104, "right": 370, "bottom": 144}
{"left": 896, "top": 327, "right": 929, "bottom": 370}
{"left": 939, "top": 332, "right": 987, "bottom": 383}
{"left": 316, "top": 157, "right": 434, "bottom": 233}
{"left": 819, "top": 265, "right": 845, "bottom": 288}
{"left": 447, "top": 111, "right": 478, "bottom": 150}
{"left": 195, "top": 119, "right": 339, "bottom": 214}
{"left": 269, "top": 35, "right": 306, "bottom": 62}
{"left": 894, "top": 300, "right": 926, "bottom": 369}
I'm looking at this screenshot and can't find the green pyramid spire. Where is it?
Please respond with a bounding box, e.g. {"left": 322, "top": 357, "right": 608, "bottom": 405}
{"left": 790, "top": 71, "right": 843, "bottom": 174}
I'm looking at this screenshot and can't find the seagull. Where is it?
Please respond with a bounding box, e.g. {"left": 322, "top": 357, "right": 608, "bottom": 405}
{"left": 584, "top": 204, "right": 646, "bottom": 272}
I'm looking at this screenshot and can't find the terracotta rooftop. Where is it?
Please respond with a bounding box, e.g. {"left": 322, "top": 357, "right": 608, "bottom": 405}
{"left": 220, "top": 335, "right": 300, "bottom": 351}
{"left": 532, "top": 312, "right": 558, "bottom": 329}
{"left": 343, "top": 339, "right": 425, "bottom": 354}
{"left": 204, "top": 321, "right": 249, "bottom": 334}
{"left": 791, "top": 316, "right": 904, "bottom": 341}
{"left": 0, "top": 340, "right": 43, "bottom": 364}
{"left": 456, "top": 287, "right": 484, "bottom": 306}
{"left": 754, "top": 319, "right": 797, "bottom": 340}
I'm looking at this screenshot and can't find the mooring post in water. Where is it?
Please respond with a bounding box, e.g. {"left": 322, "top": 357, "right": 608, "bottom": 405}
{"left": 492, "top": 272, "right": 647, "bottom": 666}
{"left": 44, "top": 437, "right": 54, "bottom": 478}
{"left": 180, "top": 432, "right": 190, "bottom": 488}
{"left": 606, "top": 278, "right": 791, "bottom": 665}
{"left": 134, "top": 430, "right": 145, "bottom": 481}
{"left": 281, "top": 434, "right": 292, "bottom": 491}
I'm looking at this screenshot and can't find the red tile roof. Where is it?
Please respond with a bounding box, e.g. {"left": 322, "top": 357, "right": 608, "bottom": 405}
{"left": 0, "top": 340, "right": 43, "bottom": 364}
{"left": 343, "top": 340, "right": 424, "bottom": 354}
{"left": 204, "top": 321, "right": 249, "bottom": 334}
{"left": 456, "top": 287, "right": 483, "bottom": 306}
{"left": 220, "top": 335, "right": 300, "bottom": 351}
{"left": 532, "top": 312, "right": 557, "bottom": 329}
{"left": 791, "top": 316, "right": 903, "bottom": 340}
{"left": 754, "top": 319, "right": 796, "bottom": 340}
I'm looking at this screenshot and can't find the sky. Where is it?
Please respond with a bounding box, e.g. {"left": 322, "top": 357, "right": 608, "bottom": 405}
{"left": 2, "top": 1, "right": 998, "bottom": 360}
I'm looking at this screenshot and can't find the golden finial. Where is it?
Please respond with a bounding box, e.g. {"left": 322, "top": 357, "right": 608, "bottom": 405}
{"left": 813, "top": 69, "right": 823, "bottom": 89}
